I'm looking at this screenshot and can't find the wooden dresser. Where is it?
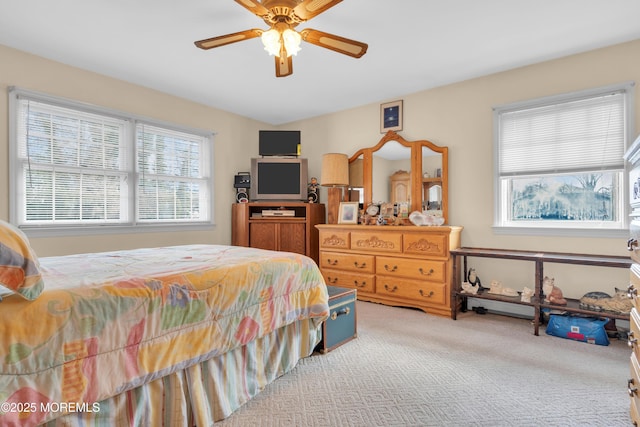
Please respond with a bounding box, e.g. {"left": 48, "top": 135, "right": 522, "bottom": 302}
{"left": 629, "top": 277, "right": 640, "bottom": 425}
{"left": 316, "top": 224, "right": 462, "bottom": 317}
{"left": 625, "top": 133, "right": 640, "bottom": 425}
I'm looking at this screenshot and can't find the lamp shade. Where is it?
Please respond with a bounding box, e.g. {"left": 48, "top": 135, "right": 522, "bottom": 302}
{"left": 321, "top": 153, "right": 349, "bottom": 187}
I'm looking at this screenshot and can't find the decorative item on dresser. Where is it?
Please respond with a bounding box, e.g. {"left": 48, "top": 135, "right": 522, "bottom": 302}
{"left": 316, "top": 224, "right": 462, "bottom": 317}
{"left": 624, "top": 132, "right": 640, "bottom": 425}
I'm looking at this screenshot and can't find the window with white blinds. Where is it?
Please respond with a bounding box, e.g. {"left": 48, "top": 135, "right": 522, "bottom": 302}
{"left": 137, "top": 123, "right": 210, "bottom": 222}
{"left": 494, "top": 82, "right": 633, "bottom": 235}
{"left": 499, "top": 91, "right": 626, "bottom": 175}
{"left": 9, "top": 87, "right": 213, "bottom": 233}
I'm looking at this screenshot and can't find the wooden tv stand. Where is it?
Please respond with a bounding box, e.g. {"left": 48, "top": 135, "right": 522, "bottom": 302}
{"left": 450, "top": 247, "right": 632, "bottom": 335}
{"left": 232, "top": 202, "right": 325, "bottom": 264}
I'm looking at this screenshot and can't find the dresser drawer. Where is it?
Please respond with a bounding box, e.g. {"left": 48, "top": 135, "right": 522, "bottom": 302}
{"left": 320, "top": 252, "right": 375, "bottom": 273}
{"left": 403, "top": 233, "right": 448, "bottom": 257}
{"left": 322, "top": 269, "right": 375, "bottom": 293}
{"left": 319, "top": 230, "right": 350, "bottom": 250}
{"left": 376, "top": 276, "right": 446, "bottom": 305}
{"left": 631, "top": 264, "right": 640, "bottom": 311}
{"left": 631, "top": 309, "right": 640, "bottom": 359}
{"left": 375, "top": 256, "right": 445, "bottom": 282}
{"left": 351, "top": 231, "right": 402, "bottom": 253}
{"left": 632, "top": 392, "right": 640, "bottom": 427}
{"left": 630, "top": 220, "right": 640, "bottom": 264}
{"left": 630, "top": 353, "right": 640, "bottom": 420}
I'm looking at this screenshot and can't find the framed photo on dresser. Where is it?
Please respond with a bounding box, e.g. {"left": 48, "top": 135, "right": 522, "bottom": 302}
{"left": 338, "top": 202, "right": 359, "bottom": 224}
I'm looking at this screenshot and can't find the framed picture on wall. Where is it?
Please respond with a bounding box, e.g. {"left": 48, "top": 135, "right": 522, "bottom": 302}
{"left": 380, "top": 100, "right": 403, "bottom": 133}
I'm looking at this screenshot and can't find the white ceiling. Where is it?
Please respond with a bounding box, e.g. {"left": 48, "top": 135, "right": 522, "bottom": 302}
{"left": 1, "top": 1, "right": 640, "bottom": 125}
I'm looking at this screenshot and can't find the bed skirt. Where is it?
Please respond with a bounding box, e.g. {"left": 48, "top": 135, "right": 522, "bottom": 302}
{"left": 41, "top": 318, "right": 322, "bottom": 426}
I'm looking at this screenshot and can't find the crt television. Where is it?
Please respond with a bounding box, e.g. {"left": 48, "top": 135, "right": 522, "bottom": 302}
{"left": 259, "top": 130, "right": 301, "bottom": 156}
{"left": 250, "top": 158, "right": 308, "bottom": 201}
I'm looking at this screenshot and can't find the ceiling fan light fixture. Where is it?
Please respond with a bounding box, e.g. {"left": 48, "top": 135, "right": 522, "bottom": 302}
{"left": 261, "top": 27, "right": 301, "bottom": 58}
{"left": 282, "top": 28, "right": 301, "bottom": 56}
{"left": 261, "top": 28, "right": 281, "bottom": 56}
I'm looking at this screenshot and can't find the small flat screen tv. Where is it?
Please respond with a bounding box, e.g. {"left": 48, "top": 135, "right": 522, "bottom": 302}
{"left": 259, "top": 130, "right": 301, "bottom": 156}
{"left": 250, "top": 158, "right": 308, "bottom": 201}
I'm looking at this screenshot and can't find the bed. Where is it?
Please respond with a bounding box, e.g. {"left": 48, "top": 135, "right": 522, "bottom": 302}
{"left": 0, "top": 220, "right": 329, "bottom": 426}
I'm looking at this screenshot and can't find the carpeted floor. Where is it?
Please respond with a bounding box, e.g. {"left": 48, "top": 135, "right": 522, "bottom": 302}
{"left": 216, "top": 301, "right": 631, "bottom": 426}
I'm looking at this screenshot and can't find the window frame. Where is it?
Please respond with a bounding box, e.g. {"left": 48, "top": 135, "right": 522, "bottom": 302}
{"left": 9, "top": 87, "right": 216, "bottom": 237}
{"left": 492, "top": 82, "right": 635, "bottom": 238}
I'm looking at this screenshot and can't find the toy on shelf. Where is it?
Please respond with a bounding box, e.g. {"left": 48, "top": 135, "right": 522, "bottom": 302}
{"left": 487, "top": 280, "right": 519, "bottom": 297}
{"left": 521, "top": 286, "right": 534, "bottom": 303}
{"left": 542, "top": 276, "right": 567, "bottom": 305}
{"left": 466, "top": 268, "right": 484, "bottom": 290}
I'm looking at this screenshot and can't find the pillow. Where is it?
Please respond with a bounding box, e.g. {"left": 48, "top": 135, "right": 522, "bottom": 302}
{"left": 0, "top": 220, "right": 44, "bottom": 301}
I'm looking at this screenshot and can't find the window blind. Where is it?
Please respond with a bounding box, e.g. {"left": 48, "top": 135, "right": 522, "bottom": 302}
{"left": 16, "top": 98, "right": 129, "bottom": 224}
{"left": 10, "top": 87, "right": 214, "bottom": 230}
{"left": 498, "top": 90, "right": 626, "bottom": 176}
{"left": 136, "top": 123, "right": 210, "bottom": 222}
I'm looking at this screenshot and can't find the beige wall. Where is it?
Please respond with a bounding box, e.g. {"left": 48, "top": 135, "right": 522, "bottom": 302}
{"left": 0, "top": 44, "right": 269, "bottom": 256}
{"left": 2, "top": 39, "right": 639, "bottom": 298}
{"left": 285, "top": 39, "right": 640, "bottom": 298}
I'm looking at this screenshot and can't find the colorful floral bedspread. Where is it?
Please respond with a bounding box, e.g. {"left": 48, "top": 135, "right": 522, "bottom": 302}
{"left": 0, "top": 244, "right": 329, "bottom": 426}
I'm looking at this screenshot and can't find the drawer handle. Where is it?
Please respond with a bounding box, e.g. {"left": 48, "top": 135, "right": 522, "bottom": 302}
{"left": 629, "top": 238, "right": 639, "bottom": 251}
{"left": 326, "top": 277, "right": 339, "bottom": 284}
{"left": 353, "top": 280, "right": 367, "bottom": 288}
{"left": 327, "top": 259, "right": 338, "bottom": 266}
{"left": 384, "top": 284, "right": 398, "bottom": 293}
{"left": 628, "top": 284, "right": 638, "bottom": 299}
{"left": 419, "top": 289, "right": 435, "bottom": 298}
{"left": 384, "top": 264, "right": 398, "bottom": 273}
{"left": 418, "top": 268, "right": 435, "bottom": 276}
{"left": 629, "top": 378, "right": 638, "bottom": 397}
{"left": 354, "top": 261, "right": 367, "bottom": 269}
{"left": 629, "top": 331, "right": 637, "bottom": 348}
{"left": 330, "top": 307, "right": 351, "bottom": 320}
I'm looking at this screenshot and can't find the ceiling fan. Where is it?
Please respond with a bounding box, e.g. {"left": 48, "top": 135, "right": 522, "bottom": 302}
{"left": 194, "top": 0, "right": 368, "bottom": 77}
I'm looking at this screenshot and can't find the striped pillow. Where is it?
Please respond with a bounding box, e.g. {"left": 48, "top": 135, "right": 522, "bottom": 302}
{"left": 0, "top": 220, "right": 44, "bottom": 301}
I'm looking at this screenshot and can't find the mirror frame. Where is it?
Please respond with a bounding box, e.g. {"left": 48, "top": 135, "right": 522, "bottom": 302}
{"left": 349, "top": 130, "right": 449, "bottom": 224}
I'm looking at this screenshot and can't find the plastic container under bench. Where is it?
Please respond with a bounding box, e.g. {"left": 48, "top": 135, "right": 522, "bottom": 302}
{"left": 546, "top": 314, "right": 610, "bottom": 346}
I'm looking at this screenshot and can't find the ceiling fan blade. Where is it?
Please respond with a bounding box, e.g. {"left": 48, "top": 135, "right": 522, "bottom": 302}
{"left": 299, "top": 28, "right": 368, "bottom": 58}
{"left": 293, "top": 0, "right": 342, "bottom": 21}
{"left": 194, "top": 29, "right": 262, "bottom": 50}
{"left": 234, "top": 0, "right": 270, "bottom": 18}
{"left": 275, "top": 55, "right": 293, "bottom": 78}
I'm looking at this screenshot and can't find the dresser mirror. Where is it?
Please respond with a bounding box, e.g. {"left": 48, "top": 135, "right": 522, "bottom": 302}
{"left": 348, "top": 131, "right": 448, "bottom": 224}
